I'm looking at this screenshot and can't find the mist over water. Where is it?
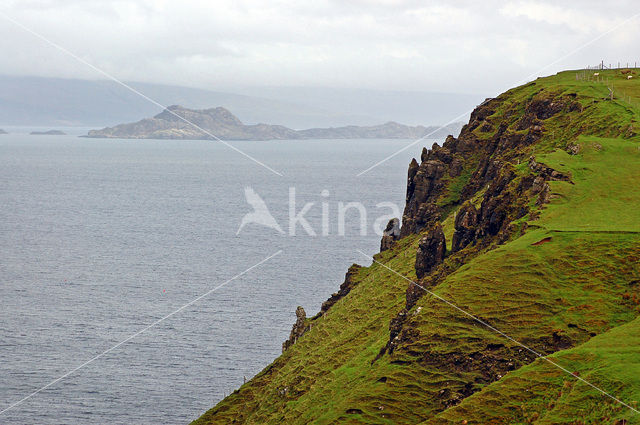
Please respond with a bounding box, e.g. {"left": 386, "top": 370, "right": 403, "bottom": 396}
{"left": 0, "top": 134, "right": 436, "bottom": 424}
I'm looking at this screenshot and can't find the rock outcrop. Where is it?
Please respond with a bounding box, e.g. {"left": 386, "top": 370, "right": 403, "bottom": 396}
{"left": 282, "top": 306, "right": 309, "bottom": 352}
{"left": 320, "top": 264, "right": 362, "bottom": 314}
{"left": 451, "top": 202, "right": 478, "bottom": 252}
{"left": 382, "top": 91, "right": 580, "bottom": 362}
{"left": 401, "top": 91, "right": 577, "bottom": 253}
{"left": 380, "top": 218, "right": 400, "bottom": 251}
{"left": 414, "top": 223, "right": 446, "bottom": 279}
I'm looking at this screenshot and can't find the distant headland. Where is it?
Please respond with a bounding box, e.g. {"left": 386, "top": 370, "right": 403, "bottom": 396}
{"left": 85, "top": 105, "right": 463, "bottom": 141}
{"left": 30, "top": 130, "right": 66, "bottom": 135}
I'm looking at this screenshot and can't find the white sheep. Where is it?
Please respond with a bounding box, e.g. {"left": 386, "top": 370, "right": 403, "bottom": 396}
{"left": 628, "top": 75, "right": 633, "bottom": 80}
{"left": 593, "top": 72, "right": 600, "bottom": 76}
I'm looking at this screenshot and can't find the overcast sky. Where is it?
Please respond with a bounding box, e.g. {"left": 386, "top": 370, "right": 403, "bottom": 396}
{"left": 0, "top": 0, "right": 639, "bottom": 95}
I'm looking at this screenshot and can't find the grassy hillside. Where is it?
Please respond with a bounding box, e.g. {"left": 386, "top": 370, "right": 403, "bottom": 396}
{"left": 425, "top": 316, "right": 640, "bottom": 424}
{"left": 192, "top": 69, "right": 640, "bottom": 424}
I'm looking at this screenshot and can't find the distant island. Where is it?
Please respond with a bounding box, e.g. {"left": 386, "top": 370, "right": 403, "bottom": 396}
{"left": 31, "top": 130, "right": 66, "bottom": 135}
{"left": 85, "top": 105, "right": 463, "bottom": 140}
{"left": 0, "top": 129, "right": 7, "bottom": 134}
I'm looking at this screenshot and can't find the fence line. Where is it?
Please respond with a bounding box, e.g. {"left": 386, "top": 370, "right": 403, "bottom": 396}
{"left": 574, "top": 62, "right": 640, "bottom": 110}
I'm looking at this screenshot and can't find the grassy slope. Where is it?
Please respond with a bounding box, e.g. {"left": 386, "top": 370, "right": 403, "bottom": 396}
{"left": 192, "top": 70, "right": 640, "bottom": 424}
{"left": 415, "top": 136, "right": 640, "bottom": 425}
{"left": 426, "top": 316, "right": 640, "bottom": 425}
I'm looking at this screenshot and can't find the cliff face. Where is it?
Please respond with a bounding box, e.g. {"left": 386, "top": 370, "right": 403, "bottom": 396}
{"left": 192, "top": 70, "right": 640, "bottom": 425}
{"left": 400, "top": 93, "right": 578, "bottom": 239}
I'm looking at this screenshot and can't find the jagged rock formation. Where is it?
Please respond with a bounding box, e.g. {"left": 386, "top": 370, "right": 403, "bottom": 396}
{"left": 319, "top": 264, "right": 362, "bottom": 315}
{"left": 400, "top": 156, "right": 445, "bottom": 237}
{"left": 86, "top": 105, "right": 463, "bottom": 140}
{"left": 451, "top": 202, "right": 478, "bottom": 251}
{"left": 282, "top": 306, "right": 309, "bottom": 352}
{"left": 414, "top": 223, "right": 446, "bottom": 279}
{"left": 398, "top": 91, "right": 581, "bottom": 279}
{"left": 380, "top": 218, "right": 400, "bottom": 251}
{"left": 377, "top": 91, "right": 584, "bottom": 364}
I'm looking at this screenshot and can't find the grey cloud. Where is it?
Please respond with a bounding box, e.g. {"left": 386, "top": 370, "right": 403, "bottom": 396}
{"left": 0, "top": 0, "right": 638, "bottom": 94}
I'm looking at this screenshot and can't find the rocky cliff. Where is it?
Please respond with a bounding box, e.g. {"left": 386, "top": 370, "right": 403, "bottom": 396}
{"left": 191, "top": 70, "right": 640, "bottom": 425}
{"left": 86, "top": 105, "right": 463, "bottom": 140}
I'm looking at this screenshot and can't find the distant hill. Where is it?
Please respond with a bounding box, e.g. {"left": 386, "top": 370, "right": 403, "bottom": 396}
{"left": 298, "top": 122, "right": 463, "bottom": 139}
{"left": 30, "top": 129, "right": 66, "bottom": 135}
{"left": 0, "top": 129, "right": 7, "bottom": 134}
{"left": 86, "top": 105, "right": 464, "bottom": 140}
{"left": 0, "top": 75, "right": 485, "bottom": 129}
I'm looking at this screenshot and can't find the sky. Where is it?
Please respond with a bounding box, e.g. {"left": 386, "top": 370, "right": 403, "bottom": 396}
{"left": 0, "top": 0, "right": 639, "bottom": 95}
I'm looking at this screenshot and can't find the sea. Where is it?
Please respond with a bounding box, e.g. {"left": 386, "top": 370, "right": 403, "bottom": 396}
{"left": 0, "top": 128, "right": 437, "bottom": 424}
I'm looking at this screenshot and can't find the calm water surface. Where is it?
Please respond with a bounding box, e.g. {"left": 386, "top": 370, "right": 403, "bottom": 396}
{"left": 0, "top": 132, "right": 436, "bottom": 424}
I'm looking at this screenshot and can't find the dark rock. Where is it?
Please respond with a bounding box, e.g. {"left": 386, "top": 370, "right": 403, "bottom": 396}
{"left": 282, "top": 306, "right": 308, "bottom": 352}
{"left": 380, "top": 218, "right": 400, "bottom": 252}
{"left": 451, "top": 203, "right": 479, "bottom": 252}
{"left": 449, "top": 157, "right": 463, "bottom": 177}
{"left": 415, "top": 223, "right": 446, "bottom": 279}
{"left": 382, "top": 309, "right": 408, "bottom": 357}
{"left": 527, "top": 97, "right": 566, "bottom": 120}
{"left": 319, "top": 264, "right": 362, "bottom": 314}
{"left": 401, "top": 159, "right": 447, "bottom": 236}
{"left": 529, "top": 156, "right": 571, "bottom": 181}
{"left": 479, "top": 121, "right": 492, "bottom": 132}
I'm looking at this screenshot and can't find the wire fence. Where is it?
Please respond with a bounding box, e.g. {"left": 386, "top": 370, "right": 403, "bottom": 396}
{"left": 574, "top": 61, "right": 640, "bottom": 110}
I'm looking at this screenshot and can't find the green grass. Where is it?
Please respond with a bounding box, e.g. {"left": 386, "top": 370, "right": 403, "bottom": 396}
{"left": 534, "top": 137, "right": 640, "bottom": 232}
{"left": 191, "top": 233, "right": 422, "bottom": 424}
{"left": 424, "top": 317, "right": 640, "bottom": 425}
{"left": 191, "top": 70, "right": 640, "bottom": 424}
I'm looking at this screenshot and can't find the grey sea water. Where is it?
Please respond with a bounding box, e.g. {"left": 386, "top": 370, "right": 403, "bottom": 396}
{"left": 0, "top": 132, "right": 435, "bottom": 424}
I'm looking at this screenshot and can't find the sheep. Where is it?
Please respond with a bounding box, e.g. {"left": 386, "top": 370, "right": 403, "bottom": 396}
{"left": 593, "top": 72, "right": 600, "bottom": 76}
{"left": 628, "top": 75, "right": 633, "bottom": 80}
